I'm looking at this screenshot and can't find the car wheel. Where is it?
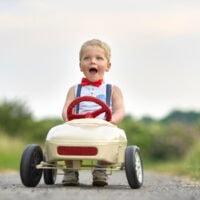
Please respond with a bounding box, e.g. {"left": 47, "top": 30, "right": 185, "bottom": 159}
{"left": 20, "top": 144, "right": 43, "bottom": 187}
{"left": 125, "top": 145, "right": 143, "bottom": 189}
{"left": 43, "top": 156, "right": 57, "bottom": 185}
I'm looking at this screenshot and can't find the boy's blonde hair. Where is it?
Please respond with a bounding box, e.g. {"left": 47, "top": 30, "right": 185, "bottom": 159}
{"left": 79, "top": 39, "right": 111, "bottom": 62}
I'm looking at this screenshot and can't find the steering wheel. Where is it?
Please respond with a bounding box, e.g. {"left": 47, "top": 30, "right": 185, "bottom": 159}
{"left": 67, "top": 96, "right": 112, "bottom": 121}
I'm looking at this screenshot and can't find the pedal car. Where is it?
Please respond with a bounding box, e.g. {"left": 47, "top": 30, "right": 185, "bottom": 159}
{"left": 20, "top": 96, "right": 144, "bottom": 188}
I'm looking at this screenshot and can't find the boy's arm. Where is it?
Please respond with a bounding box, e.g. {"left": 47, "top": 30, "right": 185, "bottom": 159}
{"left": 62, "top": 86, "right": 75, "bottom": 121}
{"left": 110, "top": 85, "right": 125, "bottom": 125}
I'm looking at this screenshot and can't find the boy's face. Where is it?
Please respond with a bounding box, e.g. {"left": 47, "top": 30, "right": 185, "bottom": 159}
{"left": 79, "top": 46, "right": 111, "bottom": 82}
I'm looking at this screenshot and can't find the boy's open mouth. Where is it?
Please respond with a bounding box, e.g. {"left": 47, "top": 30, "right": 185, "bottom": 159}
{"left": 89, "top": 68, "right": 98, "bottom": 74}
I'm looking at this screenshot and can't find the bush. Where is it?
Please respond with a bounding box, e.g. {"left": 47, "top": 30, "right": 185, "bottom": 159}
{"left": 121, "top": 117, "right": 199, "bottom": 162}
{"left": 149, "top": 123, "right": 196, "bottom": 160}
{"left": 25, "top": 118, "right": 63, "bottom": 142}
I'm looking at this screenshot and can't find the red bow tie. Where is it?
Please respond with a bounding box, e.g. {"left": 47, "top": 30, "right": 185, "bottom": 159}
{"left": 81, "top": 78, "right": 103, "bottom": 87}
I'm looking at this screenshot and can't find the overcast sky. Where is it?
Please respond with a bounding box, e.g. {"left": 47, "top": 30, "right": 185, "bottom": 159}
{"left": 0, "top": 0, "right": 200, "bottom": 119}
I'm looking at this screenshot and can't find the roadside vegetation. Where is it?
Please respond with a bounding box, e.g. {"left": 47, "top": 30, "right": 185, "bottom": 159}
{"left": 0, "top": 99, "right": 200, "bottom": 180}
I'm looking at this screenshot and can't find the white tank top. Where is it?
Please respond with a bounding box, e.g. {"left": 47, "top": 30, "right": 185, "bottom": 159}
{"left": 75, "top": 83, "right": 112, "bottom": 119}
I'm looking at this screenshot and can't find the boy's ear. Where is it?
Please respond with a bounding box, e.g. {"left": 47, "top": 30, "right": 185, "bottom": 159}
{"left": 79, "top": 63, "right": 83, "bottom": 71}
{"left": 106, "top": 62, "right": 111, "bottom": 72}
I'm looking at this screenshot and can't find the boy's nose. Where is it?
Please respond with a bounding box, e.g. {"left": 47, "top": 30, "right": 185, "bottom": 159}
{"left": 91, "top": 57, "right": 96, "bottom": 63}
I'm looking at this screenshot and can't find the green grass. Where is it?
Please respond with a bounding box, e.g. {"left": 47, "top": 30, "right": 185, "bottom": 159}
{"left": 0, "top": 134, "right": 27, "bottom": 172}
{"left": 144, "top": 159, "right": 200, "bottom": 181}
{"left": 142, "top": 141, "right": 200, "bottom": 182}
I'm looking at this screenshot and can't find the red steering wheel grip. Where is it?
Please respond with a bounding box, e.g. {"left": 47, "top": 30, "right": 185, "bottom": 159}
{"left": 67, "top": 96, "right": 112, "bottom": 121}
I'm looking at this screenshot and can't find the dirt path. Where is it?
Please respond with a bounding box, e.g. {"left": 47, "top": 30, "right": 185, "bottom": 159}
{"left": 0, "top": 171, "right": 200, "bottom": 200}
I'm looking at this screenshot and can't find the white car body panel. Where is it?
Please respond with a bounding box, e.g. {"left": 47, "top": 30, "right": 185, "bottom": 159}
{"left": 45, "top": 118, "right": 127, "bottom": 164}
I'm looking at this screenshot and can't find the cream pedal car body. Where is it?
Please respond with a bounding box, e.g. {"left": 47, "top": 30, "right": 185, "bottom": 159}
{"left": 20, "top": 96, "right": 143, "bottom": 188}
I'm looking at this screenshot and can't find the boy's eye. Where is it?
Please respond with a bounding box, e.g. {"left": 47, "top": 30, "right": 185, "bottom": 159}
{"left": 96, "top": 56, "right": 103, "bottom": 60}
{"left": 83, "top": 56, "right": 90, "bottom": 60}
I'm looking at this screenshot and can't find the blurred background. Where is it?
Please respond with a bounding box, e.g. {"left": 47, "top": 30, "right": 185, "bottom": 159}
{"left": 0, "top": 0, "right": 200, "bottom": 179}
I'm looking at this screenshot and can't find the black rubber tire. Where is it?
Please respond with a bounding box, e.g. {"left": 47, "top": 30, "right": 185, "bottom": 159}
{"left": 43, "top": 156, "right": 57, "bottom": 185}
{"left": 20, "top": 144, "right": 43, "bottom": 187}
{"left": 125, "top": 145, "right": 144, "bottom": 189}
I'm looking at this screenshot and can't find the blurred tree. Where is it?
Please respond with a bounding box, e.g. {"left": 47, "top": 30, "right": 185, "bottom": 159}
{"left": 26, "top": 118, "right": 63, "bottom": 142}
{"left": 161, "top": 110, "right": 200, "bottom": 124}
{"left": 0, "top": 99, "right": 33, "bottom": 136}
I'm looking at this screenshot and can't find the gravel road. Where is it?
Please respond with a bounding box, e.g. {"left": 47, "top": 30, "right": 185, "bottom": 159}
{"left": 0, "top": 171, "right": 200, "bottom": 200}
